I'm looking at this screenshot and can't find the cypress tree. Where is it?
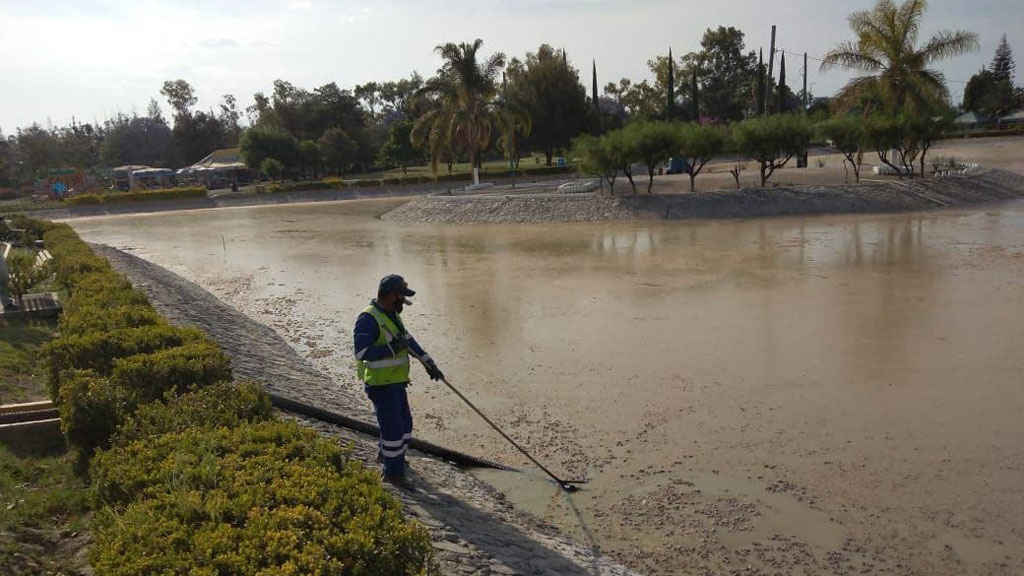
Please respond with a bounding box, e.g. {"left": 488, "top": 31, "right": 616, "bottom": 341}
{"left": 777, "top": 52, "right": 788, "bottom": 112}
{"left": 691, "top": 67, "right": 699, "bottom": 121}
{"left": 756, "top": 49, "right": 766, "bottom": 116}
{"left": 666, "top": 48, "right": 675, "bottom": 121}
{"left": 592, "top": 59, "right": 601, "bottom": 134}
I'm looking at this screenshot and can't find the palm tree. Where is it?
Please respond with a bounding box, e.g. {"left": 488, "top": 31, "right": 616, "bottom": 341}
{"left": 413, "top": 39, "right": 506, "bottom": 185}
{"left": 821, "top": 0, "right": 978, "bottom": 114}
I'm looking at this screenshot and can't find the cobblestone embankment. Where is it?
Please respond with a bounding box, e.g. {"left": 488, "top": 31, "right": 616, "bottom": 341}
{"left": 383, "top": 169, "right": 1024, "bottom": 224}
{"left": 94, "top": 245, "right": 641, "bottom": 576}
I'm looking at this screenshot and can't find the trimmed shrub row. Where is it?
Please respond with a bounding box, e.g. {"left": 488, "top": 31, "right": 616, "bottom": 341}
{"left": 90, "top": 418, "right": 432, "bottom": 575}
{"left": 262, "top": 164, "right": 578, "bottom": 193}
{"left": 26, "top": 218, "right": 433, "bottom": 574}
{"left": 37, "top": 221, "right": 230, "bottom": 456}
{"left": 65, "top": 186, "right": 207, "bottom": 206}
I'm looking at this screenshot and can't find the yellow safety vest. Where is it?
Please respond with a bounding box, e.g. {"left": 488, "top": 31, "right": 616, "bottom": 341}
{"left": 357, "top": 305, "right": 411, "bottom": 386}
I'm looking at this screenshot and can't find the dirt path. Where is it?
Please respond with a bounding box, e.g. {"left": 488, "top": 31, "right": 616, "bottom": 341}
{"left": 94, "top": 244, "right": 641, "bottom": 576}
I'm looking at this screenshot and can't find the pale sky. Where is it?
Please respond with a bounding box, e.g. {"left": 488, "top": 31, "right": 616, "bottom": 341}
{"left": 1, "top": 0, "right": 1020, "bottom": 131}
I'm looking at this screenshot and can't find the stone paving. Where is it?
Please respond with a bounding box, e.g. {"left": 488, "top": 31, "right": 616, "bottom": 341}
{"left": 94, "top": 245, "right": 642, "bottom": 576}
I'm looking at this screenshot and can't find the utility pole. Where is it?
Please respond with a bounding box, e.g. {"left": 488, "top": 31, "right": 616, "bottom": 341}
{"left": 766, "top": 25, "right": 777, "bottom": 113}
{"left": 803, "top": 52, "right": 809, "bottom": 112}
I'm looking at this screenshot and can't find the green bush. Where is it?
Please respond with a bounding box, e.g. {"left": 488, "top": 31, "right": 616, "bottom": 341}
{"left": 65, "top": 272, "right": 148, "bottom": 308}
{"left": 343, "top": 178, "right": 383, "bottom": 188}
{"left": 63, "top": 187, "right": 208, "bottom": 206}
{"left": 56, "top": 341, "right": 230, "bottom": 455}
{"left": 57, "top": 304, "right": 164, "bottom": 338}
{"left": 44, "top": 324, "right": 206, "bottom": 399}
{"left": 65, "top": 194, "right": 103, "bottom": 205}
{"left": 57, "top": 370, "right": 125, "bottom": 456}
{"left": 90, "top": 421, "right": 433, "bottom": 576}
{"left": 42, "top": 225, "right": 113, "bottom": 289}
{"left": 268, "top": 180, "right": 344, "bottom": 193}
{"left": 110, "top": 342, "right": 233, "bottom": 405}
{"left": 113, "top": 381, "right": 272, "bottom": 446}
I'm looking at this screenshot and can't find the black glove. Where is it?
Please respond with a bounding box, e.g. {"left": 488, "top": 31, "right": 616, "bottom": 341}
{"left": 424, "top": 360, "right": 444, "bottom": 381}
{"left": 389, "top": 336, "right": 408, "bottom": 354}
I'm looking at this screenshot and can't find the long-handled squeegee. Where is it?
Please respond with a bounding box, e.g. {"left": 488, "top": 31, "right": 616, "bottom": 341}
{"left": 440, "top": 376, "right": 585, "bottom": 492}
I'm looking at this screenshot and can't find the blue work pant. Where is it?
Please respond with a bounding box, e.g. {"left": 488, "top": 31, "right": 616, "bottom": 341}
{"left": 365, "top": 383, "right": 413, "bottom": 478}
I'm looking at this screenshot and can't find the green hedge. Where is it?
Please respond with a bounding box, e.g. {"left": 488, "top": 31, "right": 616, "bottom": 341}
{"left": 109, "top": 341, "right": 233, "bottom": 404}
{"left": 24, "top": 217, "right": 433, "bottom": 575}
{"left": 44, "top": 325, "right": 207, "bottom": 400}
{"left": 258, "top": 165, "right": 577, "bottom": 193}
{"left": 266, "top": 180, "right": 345, "bottom": 193}
{"left": 57, "top": 370, "right": 126, "bottom": 456}
{"left": 113, "top": 381, "right": 272, "bottom": 446}
{"left": 90, "top": 420, "right": 433, "bottom": 575}
{"left": 65, "top": 187, "right": 207, "bottom": 206}
{"left": 57, "top": 304, "right": 163, "bottom": 338}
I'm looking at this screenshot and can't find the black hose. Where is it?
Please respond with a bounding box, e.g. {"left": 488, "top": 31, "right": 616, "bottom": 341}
{"left": 268, "top": 394, "right": 517, "bottom": 472}
{"left": 439, "top": 378, "right": 584, "bottom": 492}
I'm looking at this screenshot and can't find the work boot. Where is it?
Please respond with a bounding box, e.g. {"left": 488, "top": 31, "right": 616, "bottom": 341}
{"left": 382, "top": 473, "right": 416, "bottom": 493}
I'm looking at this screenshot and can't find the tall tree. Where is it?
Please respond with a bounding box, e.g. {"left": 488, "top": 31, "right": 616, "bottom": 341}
{"left": 318, "top": 127, "right": 358, "bottom": 174}
{"left": 991, "top": 33, "right": 1015, "bottom": 83}
{"left": 963, "top": 37, "right": 1020, "bottom": 119}
{"left": 376, "top": 120, "right": 421, "bottom": 175}
{"left": 239, "top": 125, "right": 300, "bottom": 174}
{"left": 496, "top": 73, "right": 532, "bottom": 183}
{"left": 682, "top": 27, "right": 757, "bottom": 121}
{"left": 219, "top": 94, "right": 242, "bottom": 147}
{"left": 160, "top": 80, "right": 198, "bottom": 120}
{"left": 691, "top": 67, "right": 700, "bottom": 121}
{"left": 756, "top": 49, "right": 766, "bottom": 116}
{"left": 160, "top": 79, "right": 230, "bottom": 165}
{"left": 507, "top": 44, "right": 589, "bottom": 166}
{"left": 821, "top": 0, "right": 979, "bottom": 114}
{"left": 666, "top": 48, "right": 676, "bottom": 121}
{"left": 413, "top": 39, "right": 506, "bottom": 184}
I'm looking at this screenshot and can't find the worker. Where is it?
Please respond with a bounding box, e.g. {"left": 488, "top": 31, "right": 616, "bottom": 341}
{"left": 353, "top": 274, "right": 444, "bottom": 489}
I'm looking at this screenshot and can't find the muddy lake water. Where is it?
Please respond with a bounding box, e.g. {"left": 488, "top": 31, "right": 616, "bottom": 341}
{"left": 71, "top": 197, "right": 1024, "bottom": 575}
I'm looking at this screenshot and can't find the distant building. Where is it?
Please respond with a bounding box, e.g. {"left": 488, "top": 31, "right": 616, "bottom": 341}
{"left": 997, "top": 110, "right": 1024, "bottom": 128}
{"left": 176, "top": 148, "right": 256, "bottom": 190}
{"left": 952, "top": 111, "right": 989, "bottom": 129}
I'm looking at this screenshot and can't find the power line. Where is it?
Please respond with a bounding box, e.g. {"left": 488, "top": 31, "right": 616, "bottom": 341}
{"left": 776, "top": 48, "right": 971, "bottom": 84}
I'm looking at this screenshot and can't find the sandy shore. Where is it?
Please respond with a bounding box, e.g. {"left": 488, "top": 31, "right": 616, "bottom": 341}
{"left": 383, "top": 168, "right": 1024, "bottom": 224}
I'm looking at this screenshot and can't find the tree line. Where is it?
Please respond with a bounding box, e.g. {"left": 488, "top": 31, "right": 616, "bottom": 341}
{"left": 0, "top": 0, "right": 1007, "bottom": 193}
{"left": 577, "top": 0, "right": 981, "bottom": 192}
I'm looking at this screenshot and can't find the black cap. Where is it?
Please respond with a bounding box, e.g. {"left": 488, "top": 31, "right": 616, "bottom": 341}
{"left": 378, "top": 274, "right": 416, "bottom": 297}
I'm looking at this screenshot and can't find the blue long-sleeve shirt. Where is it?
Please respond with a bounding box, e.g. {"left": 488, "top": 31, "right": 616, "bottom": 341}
{"left": 353, "top": 301, "right": 430, "bottom": 372}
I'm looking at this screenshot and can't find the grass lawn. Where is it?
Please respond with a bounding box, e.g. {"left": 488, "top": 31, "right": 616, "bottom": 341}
{"left": 0, "top": 446, "right": 90, "bottom": 575}
{"left": 0, "top": 320, "right": 55, "bottom": 404}
{"left": 353, "top": 154, "right": 563, "bottom": 179}
{"left": 0, "top": 316, "right": 89, "bottom": 575}
{"left": 0, "top": 198, "right": 64, "bottom": 213}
